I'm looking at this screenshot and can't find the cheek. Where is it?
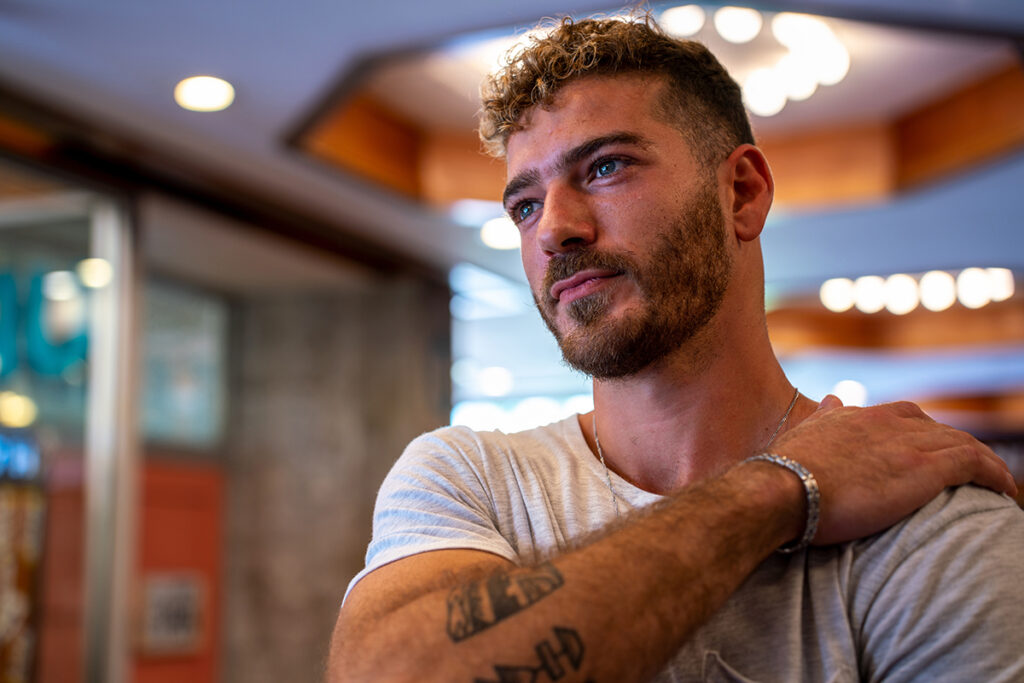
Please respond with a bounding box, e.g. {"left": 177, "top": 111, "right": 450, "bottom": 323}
{"left": 521, "top": 247, "right": 546, "bottom": 292}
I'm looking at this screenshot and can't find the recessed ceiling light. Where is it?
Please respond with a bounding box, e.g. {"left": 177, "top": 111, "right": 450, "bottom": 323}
{"left": 174, "top": 75, "right": 235, "bottom": 112}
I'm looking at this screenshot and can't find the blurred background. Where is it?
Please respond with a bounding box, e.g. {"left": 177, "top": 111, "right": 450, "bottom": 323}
{"left": 0, "top": 1, "right": 1022, "bottom": 681}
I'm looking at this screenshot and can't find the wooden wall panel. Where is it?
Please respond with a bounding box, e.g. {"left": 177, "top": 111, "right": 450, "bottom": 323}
{"left": 759, "top": 122, "right": 896, "bottom": 208}
{"left": 419, "top": 130, "right": 505, "bottom": 206}
{"left": 302, "top": 93, "right": 423, "bottom": 198}
{"left": 897, "top": 62, "right": 1024, "bottom": 189}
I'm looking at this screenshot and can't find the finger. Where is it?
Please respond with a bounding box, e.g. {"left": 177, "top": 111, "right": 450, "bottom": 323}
{"left": 879, "top": 400, "right": 930, "bottom": 421}
{"left": 816, "top": 394, "right": 843, "bottom": 411}
{"left": 936, "top": 442, "right": 1017, "bottom": 495}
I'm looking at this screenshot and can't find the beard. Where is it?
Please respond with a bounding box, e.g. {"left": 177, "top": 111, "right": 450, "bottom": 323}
{"left": 535, "top": 183, "right": 731, "bottom": 379}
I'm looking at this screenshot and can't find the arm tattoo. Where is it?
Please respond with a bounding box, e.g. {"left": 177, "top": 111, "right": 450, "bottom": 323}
{"left": 447, "top": 562, "right": 564, "bottom": 642}
{"left": 474, "top": 626, "right": 589, "bottom": 683}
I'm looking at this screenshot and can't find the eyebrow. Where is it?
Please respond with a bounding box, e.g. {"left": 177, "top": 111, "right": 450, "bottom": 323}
{"left": 502, "top": 131, "right": 650, "bottom": 208}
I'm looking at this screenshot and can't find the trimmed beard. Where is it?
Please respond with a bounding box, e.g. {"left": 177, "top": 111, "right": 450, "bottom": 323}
{"left": 535, "top": 183, "right": 731, "bottom": 379}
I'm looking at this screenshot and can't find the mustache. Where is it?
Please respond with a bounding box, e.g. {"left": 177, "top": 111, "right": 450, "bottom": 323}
{"left": 541, "top": 249, "right": 637, "bottom": 302}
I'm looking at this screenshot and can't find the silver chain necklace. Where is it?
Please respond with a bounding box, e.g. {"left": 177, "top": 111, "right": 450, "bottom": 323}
{"left": 592, "top": 386, "right": 800, "bottom": 518}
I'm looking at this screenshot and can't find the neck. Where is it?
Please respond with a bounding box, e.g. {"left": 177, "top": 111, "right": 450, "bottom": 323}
{"left": 580, "top": 314, "right": 815, "bottom": 495}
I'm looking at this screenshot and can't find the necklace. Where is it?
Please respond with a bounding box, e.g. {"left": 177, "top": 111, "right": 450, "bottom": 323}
{"left": 592, "top": 386, "right": 800, "bottom": 518}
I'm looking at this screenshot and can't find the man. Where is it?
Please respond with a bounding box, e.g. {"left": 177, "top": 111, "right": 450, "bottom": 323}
{"left": 329, "top": 16, "right": 1022, "bottom": 682}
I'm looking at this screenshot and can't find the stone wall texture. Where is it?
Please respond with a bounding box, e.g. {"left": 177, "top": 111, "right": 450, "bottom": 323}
{"left": 222, "top": 275, "right": 450, "bottom": 683}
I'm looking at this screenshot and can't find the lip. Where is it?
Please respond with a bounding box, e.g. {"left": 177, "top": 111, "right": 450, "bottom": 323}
{"left": 550, "top": 268, "right": 622, "bottom": 303}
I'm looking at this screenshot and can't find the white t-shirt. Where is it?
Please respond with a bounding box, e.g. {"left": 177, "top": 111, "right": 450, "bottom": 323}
{"left": 350, "top": 415, "right": 1024, "bottom": 682}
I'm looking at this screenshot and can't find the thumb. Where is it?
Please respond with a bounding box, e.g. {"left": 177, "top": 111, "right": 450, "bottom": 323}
{"left": 816, "top": 394, "right": 844, "bottom": 412}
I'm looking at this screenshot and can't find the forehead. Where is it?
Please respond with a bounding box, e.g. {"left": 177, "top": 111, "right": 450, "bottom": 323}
{"left": 505, "top": 74, "right": 680, "bottom": 172}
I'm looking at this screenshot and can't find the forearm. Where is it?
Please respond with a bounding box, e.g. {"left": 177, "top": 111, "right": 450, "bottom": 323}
{"left": 330, "top": 461, "right": 803, "bottom": 682}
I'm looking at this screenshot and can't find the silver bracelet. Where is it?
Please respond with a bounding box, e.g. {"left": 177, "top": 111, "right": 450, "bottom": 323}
{"left": 743, "top": 453, "right": 820, "bottom": 554}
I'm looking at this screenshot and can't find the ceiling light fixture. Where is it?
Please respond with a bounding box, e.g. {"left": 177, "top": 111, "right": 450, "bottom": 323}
{"left": 714, "top": 6, "right": 763, "bottom": 44}
{"left": 660, "top": 5, "right": 706, "bottom": 37}
{"left": 919, "top": 270, "right": 956, "bottom": 311}
{"left": 174, "top": 75, "right": 235, "bottom": 112}
{"left": 480, "top": 216, "right": 521, "bottom": 250}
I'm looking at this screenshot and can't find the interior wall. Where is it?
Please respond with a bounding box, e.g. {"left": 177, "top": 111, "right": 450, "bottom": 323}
{"left": 221, "top": 274, "right": 451, "bottom": 683}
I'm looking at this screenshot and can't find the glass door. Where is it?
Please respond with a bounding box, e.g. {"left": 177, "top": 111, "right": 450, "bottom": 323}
{"left": 0, "top": 158, "right": 135, "bottom": 683}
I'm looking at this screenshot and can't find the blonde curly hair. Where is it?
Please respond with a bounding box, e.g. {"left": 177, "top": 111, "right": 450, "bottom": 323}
{"left": 479, "top": 15, "right": 754, "bottom": 165}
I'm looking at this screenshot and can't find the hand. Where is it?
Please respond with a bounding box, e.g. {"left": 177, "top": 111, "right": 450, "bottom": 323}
{"left": 772, "top": 396, "right": 1017, "bottom": 546}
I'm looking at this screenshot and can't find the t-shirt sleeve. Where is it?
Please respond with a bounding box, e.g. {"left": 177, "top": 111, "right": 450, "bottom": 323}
{"left": 345, "top": 428, "right": 518, "bottom": 599}
{"left": 852, "top": 486, "right": 1024, "bottom": 682}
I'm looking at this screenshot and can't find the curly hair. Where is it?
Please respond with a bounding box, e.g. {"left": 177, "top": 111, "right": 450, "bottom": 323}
{"left": 479, "top": 15, "right": 754, "bottom": 166}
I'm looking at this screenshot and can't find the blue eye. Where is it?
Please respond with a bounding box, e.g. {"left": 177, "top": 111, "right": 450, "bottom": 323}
{"left": 595, "top": 159, "right": 620, "bottom": 177}
{"left": 513, "top": 201, "right": 538, "bottom": 223}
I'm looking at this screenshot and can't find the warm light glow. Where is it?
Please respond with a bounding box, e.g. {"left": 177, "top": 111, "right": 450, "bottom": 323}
{"left": 919, "top": 270, "right": 956, "bottom": 311}
{"left": 743, "top": 67, "right": 786, "bottom": 117}
{"left": 957, "top": 267, "right": 991, "bottom": 309}
{"left": 771, "top": 13, "right": 833, "bottom": 51}
{"left": 43, "top": 270, "right": 78, "bottom": 302}
{"left": 480, "top": 216, "right": 521, "bottom": 250}
{"left": 883, "top": 273, "right": 919, "bottom": 315}
{"left": 479, "top": 366, "right": 514, "bottom": 397}
{"left": 0, "top": 391, "right": 37, "bottom": 428}
{"left": 771, "top": 13, "right": 849, "bottom": 88}
{"left": 853, "top": 275, "right": 885, "bottom": 313}
{"left": 819, "top": 278, "right": 855, "bottom": 312}
{"left": 832, "top": 379, "right": 867, "bottom": 407}
{"left": 76, "top": 258, "right": 113, "bottom": 289}
{"left": 713, "top": 6, "right": 763, "bottom": 44}
{"left": 815, "top": 42, "right": 851, "bottom": 86}
{"left": 774, "top": 53, "right": 818, "bottom": 101}
{"left": 661, "top": 5, "right": 706, "bottom": 37}
{"left": 987, "top": 267, "right": 1015, "bottom": 302}
{"left": 174, "top": 76, "right": 235, "bottom": 112}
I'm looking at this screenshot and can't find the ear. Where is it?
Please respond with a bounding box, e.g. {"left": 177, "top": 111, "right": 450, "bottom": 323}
{"left": 721, "top": 144, "right": 773, "bottom": 242}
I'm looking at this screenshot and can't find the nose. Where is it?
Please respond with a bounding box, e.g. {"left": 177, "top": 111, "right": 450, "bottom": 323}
{"left": 536, "top": 182, "right": 597, "bottom": 255}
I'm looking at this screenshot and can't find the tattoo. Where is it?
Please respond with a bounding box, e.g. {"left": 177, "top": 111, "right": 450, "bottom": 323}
{"left": 474, "top": 626, "right": 589, "bottom": 683}
{"left": 447, "top": 562, "right": 564, "bottom": 642}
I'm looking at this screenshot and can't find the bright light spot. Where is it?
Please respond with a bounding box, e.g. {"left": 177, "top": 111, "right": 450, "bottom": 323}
{"left": 743, "top": 67, "right": 786, "bottom": 117}
{"left": 76, "top": 258, "right": 113, "bottom": 289}
{"left": 832, "top": 379, "right": 867, "bottom": 407}
{"left": 451, "top": 401, "right": 506, "bottom": 431}
{"left": 987, "top": 267, "right": 1015, "bottom": 302}
{"left": 919, "top": 270, "right": 956, "bottom": 311}
{"left": 509, "top": 397, "right": 562, "bottom": 431}
{"left": 771, "top": 13, "right": 834, "bottom": 51}
{"left": 661, "top": 5, "right": 706, "bottom": 37}
{"left": 815, "top": 41, "right": 851, "bottom": 86}
{"left": 480, "top": 216, "right": 521, "bottom": 250}
{"left": 0, "top": 392, "right": 38, "bottom": 428}
{"left": 957, "top": 267, "right": 991, "bottom": 309}
{"left": 479, "top": 366, "right": 514, "bottom": 397}
{"left": 883, "top": 273, "right": 919, "bottom": 315}
{"left": 713, "top": 6, "right": 763, "bottom": 44}
{"left": 174, "top": 76, "right": 235, "bottom": 112}
{"left": 853, "top": 275, "right": 885, "bottom": 314}
{"left": 775, "top": 52, "right": 818, "bottom": 101}
{"left": 563, "top": 394, "right": 594, "bottom": 415}
{"left": 771, "top": 13, "right": 849, "bottom": 87}
{"left": 819, "top": 278, "right": 855, "bottom": 312}
{"left": 43, "top": 271, "right": 78, "bottom": 302}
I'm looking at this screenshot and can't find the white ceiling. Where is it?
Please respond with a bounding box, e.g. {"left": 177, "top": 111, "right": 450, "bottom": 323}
{"left": 0, "top": 0, "right": 1022, "bottom": 288}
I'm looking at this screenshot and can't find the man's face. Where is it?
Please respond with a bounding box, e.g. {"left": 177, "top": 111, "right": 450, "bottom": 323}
{"left": 503, "top": 74, "right": 732, "bottom": 379}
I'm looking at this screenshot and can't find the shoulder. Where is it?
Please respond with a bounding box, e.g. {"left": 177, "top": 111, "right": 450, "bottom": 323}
{"left": 394, "top": 416, "right": 583, "bottom": 481}
{"left": 847, "top": 488, "right": 1024, "bottom": 679}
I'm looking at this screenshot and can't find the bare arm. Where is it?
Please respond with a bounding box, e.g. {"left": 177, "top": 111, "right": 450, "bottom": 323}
{"left": 328, "top": 400, "right": 1016, "bottom": 682}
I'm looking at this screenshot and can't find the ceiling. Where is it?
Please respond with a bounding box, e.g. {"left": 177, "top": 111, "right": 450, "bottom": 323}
{"left": 0, "top": 0, "right": 1022, "bottom": 288}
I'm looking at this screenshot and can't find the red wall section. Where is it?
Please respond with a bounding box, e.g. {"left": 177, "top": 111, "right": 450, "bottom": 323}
{"left": 133, "top": 461, "right": 224, "bottom": 683}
